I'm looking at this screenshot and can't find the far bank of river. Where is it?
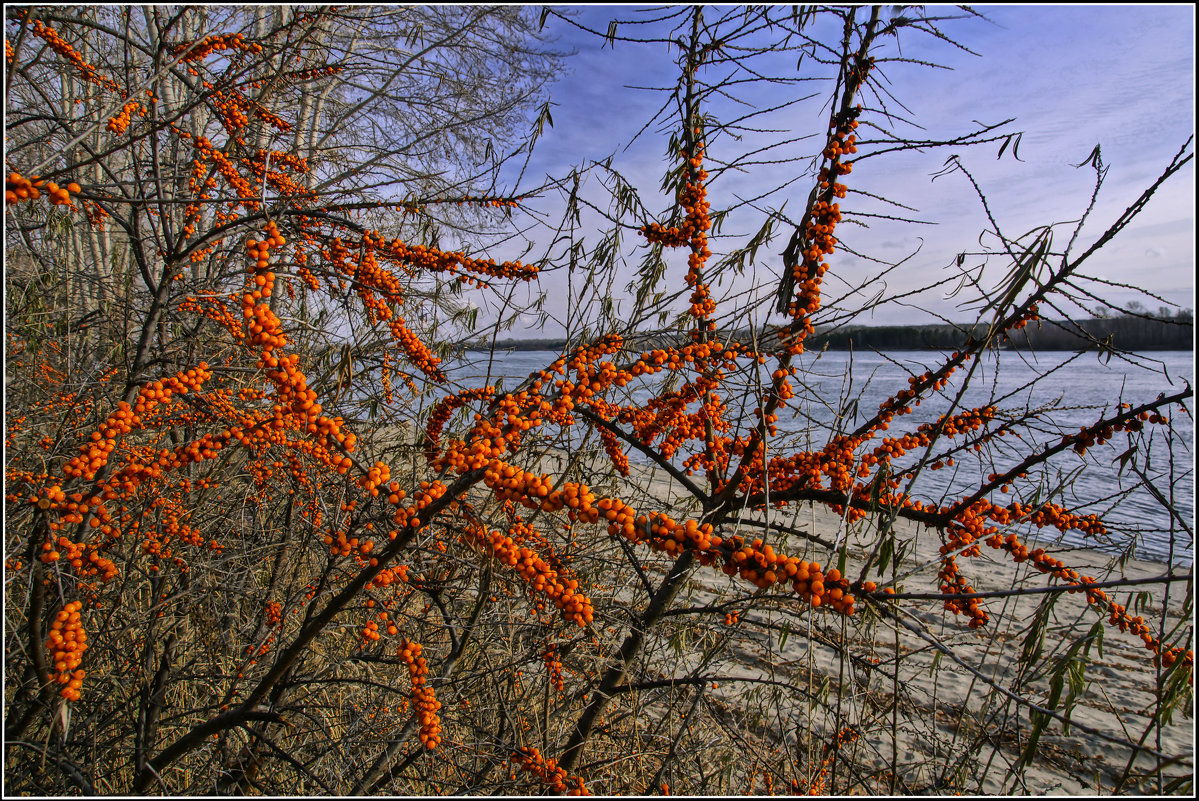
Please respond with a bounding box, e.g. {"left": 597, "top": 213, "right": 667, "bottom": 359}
{"left": 462, "top": 315, "right": 1194, "bottom": 354}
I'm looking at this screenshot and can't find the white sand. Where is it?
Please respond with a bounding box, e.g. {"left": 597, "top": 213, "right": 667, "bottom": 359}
{"left": 374, "top": 422, "right": 1192, "bottom": 793}
{"left": 614, "top": 458, "right": 1194, "bottom": 795}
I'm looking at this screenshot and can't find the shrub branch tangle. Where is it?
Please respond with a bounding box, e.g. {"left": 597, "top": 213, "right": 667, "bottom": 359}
{"left": 5, "top": 5, "right": 1193, "bottom": 795}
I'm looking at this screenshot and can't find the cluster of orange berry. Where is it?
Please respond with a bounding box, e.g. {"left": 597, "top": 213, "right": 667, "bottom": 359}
{"left": 6, "top": 172, "right": 79, "bottom": 206}
{"left": 239, "top": 152, "right": 305, "bottom": 197}
{"left": 785, "top": 197, "right": 840, "bottom": 325}
{"left": 30, "top": 483, "right": 67, "bottom": 515}
{"left": 26, "top": 16, "right": 119, "bottom": 92}
{"left": 445, "top": 409, "right": 869, "bottom": 614}
{"left": 357, "top": 610, "right": 399, "bottom": 647}
{"left": 213, "top": 88, "right": 254, "bottom": 133}
{"left": 398, "top": 639, "right": 442, "bottom": 749}
{"left": 626, "top": 376, "right": 721, "bottom": 456}
{"left": 366, "top": 230, "right": 538, "bottom": 287}
{"left": 366, "top": 563, "right": 410, "bottom": 590}
{"left": 863, "top": 407, "right": 995, "bottom": 475}
{"left": 63, "top": 365, "right": 210, "bottom": 483}
{"left": 510, "top": 747, "right": 590, "bottom": 795}
{"left": 44, "top": 528, "right": 117, "bottom": 581}
{"left": 977, "top": 525, "right": 1193, "bottom": 672}
{"left": 776, "top": 106, "right": 863, "bottom": 339}
{"left": 266, "top": 600, "right": 283, "bottom": 627}
{"left": 641, "top": 141, "right": 710, "bottom": 246}
{"left": 452, "top": 193, "right": 524, "bottom": 208}
{"left": 386, "top": 316, "right": 444, "bottom": 379}
{"left": 248, "top": 98, "right": 291, "bottom": 133}
{"left": 249, "top": 224, "right": 283, "bottom": 272}
{"left": 483, "top": 462, "right": 562, "bottom": 511}
{"left": 424, "top": 386, "right": 496, "bottom": 460}
{"left": 97, "top": 371, "right": 213, "bottom": 492}
{"left": 1070, "top": 406, "right": 1167, "bottom": 457}
{"left": 599, "top": 492, "right": 862, "bottom": 615}
{"left": 894, "top": 362, "right": 960, "bottom": 410}
{"left": 268, "top": 64, "right": 343, "bottom": 88}
{"left": 380, "top": 352, "right": 393, "bottom": 405}
{"left": 596, "top": 426, "right": 631, "bottom": 476}
{"left": 325, "top": 525, "right": 371, "bottom": 559}
{"left": 250, "top": 148, "right": 308, "bottom": 175}
{"left": 46, "top": 601, "right": 87, "bottom": 701}
{"left": 937, "top": 555, "right": 988, "bottom": 628}
{"left": 242, "top": 234, "right": 287, "bottom": 355}
{"left": 641, "top": 142, "right": 715, "bottom": 322}
{"left": 175, "top": 127, "right": 257, "bottom": 204}
{"left": 106, "top": 99, "right": 144, "bottom": 133}
{"left": 1009, "top": 301, "right": 1041, "bottom": 331}
{"left": 542, "top": 644, "right": 565, "bottom": 692}
{"left": 244, "top": 601, "right": 284, "bottom": 658}
{"left": 461, "top": 521, "right": 595, "bottom": 627}
{"left": 798, "top": 725, "right": 858, "bottom": 795}
{"left": 360, "top": 462, "right": 391, "bottom": 497}
{"left": 1021, "top": 504, "right": 1106, "bottom": 537}
{"left": 388, "top": 480, "right": 448, "bottom": 532}
{"left": 171, "top": 32, "right": 262, "bottom": 62}
{"left": 821, "top": 118, "right": 859, "bottom": 161}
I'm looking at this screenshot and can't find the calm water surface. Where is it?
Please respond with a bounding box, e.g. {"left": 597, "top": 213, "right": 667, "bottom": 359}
{"left": 445, "top": 349, "right": 1193, "bottom": 564}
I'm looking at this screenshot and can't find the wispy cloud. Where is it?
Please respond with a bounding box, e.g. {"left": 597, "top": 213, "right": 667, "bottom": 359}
{"left": 478, "top": 6, "right": 1194, "bottom": 335}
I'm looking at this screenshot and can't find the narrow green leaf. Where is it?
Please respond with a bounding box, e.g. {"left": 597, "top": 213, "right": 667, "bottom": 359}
{"left": 1019, "top": 591, "right": 1058, "bottom": 668}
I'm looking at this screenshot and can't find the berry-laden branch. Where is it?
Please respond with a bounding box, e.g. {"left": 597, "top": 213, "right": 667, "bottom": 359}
{"left": 5, "top": 6, "right": 1192, "bottom": 795}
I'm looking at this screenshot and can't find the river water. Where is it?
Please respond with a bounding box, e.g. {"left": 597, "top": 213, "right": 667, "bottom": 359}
{"left": 443, "top": 348, "right": 1193, "bottom": 565}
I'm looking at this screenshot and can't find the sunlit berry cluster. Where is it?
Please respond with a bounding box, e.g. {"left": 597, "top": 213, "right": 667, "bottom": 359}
{"left": 63, "top": 364, "right": 212, "bottom": 482}
{"left": 175, "top": 128, "right": 258, "bottom": 205}
{"left": 6, "top": 172, "right": 79, "bottom": 207}
{"left": 360, "top": 462, "right": 391, "bottom": 497}
{"left": 510, "top": 747, "right": 590, "bottom": 795}
{"left": 106, "top": 99, "right": 144, "bottom": 133}
{"left": 424, "top": 387, "right": 496, "bottom": 460}
{"left": 984, "top": 528, "right": 1193, "bottom": 667}
{"left": 26, "top": 16, "right": 119, "bottom": 92}
{"left": 461, "top": 520, "right": 595, "bottom": 627}
{"left": 388, "top": 480, "right": 448, "bottom": 532}
{"left": 45, "top": 601, "right": 88, "bottom": 701}
{"left": 398, "top": 639, "right": 442, "bottom": 749}
{"left": 171, "top": 32, "right": 263, "bottom": 62}
{"left": 453, "top": 193, "right": 525, "bottom": 208}
{"left": 937, "top": 555, "right": 988, "bottom": 628}
{"left": 598, "top": 492, "right": 860, "bottom": 614}
{"left": 641, "top": 141, "right": 714, "bottom": 323}
{"left": 239, "top": 148, "right": 307, "bottom": 196}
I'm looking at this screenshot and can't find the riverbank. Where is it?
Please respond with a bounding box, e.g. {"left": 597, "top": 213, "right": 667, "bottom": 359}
{"left": 604, "top": 453, "right": 1193, "bottom": 794}
{"left": 367, "top": 425, "right": 1191, "bottom": 792}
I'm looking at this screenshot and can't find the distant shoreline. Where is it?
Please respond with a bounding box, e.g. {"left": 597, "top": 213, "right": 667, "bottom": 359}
{"left": 462, "top": 315, "right": 1193, "bottom": 353}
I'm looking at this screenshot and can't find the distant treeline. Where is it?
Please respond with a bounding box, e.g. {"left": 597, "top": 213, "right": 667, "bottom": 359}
{"left": 808, "top": 314, "right": 1193, "bottom": 352}
{"left": 464, "top": 312, "right": 1193, "bottom": 354}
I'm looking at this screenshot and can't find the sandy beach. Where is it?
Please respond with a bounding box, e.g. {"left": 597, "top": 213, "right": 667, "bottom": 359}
{"left": 365, "top": 424, "right": 1191, "bottom": 793}
{"left": 562, "top": 450, "right": 1194, "bottom": 795}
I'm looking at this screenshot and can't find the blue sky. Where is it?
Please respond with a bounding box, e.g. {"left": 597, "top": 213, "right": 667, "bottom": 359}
{"left": 477, "top": 5, "right": 1194, "bottom": 337}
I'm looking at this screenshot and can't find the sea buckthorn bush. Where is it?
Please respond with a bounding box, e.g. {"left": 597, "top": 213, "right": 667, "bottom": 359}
{"left": 5, "top": 5, "right": 1192, "bottom": 796}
